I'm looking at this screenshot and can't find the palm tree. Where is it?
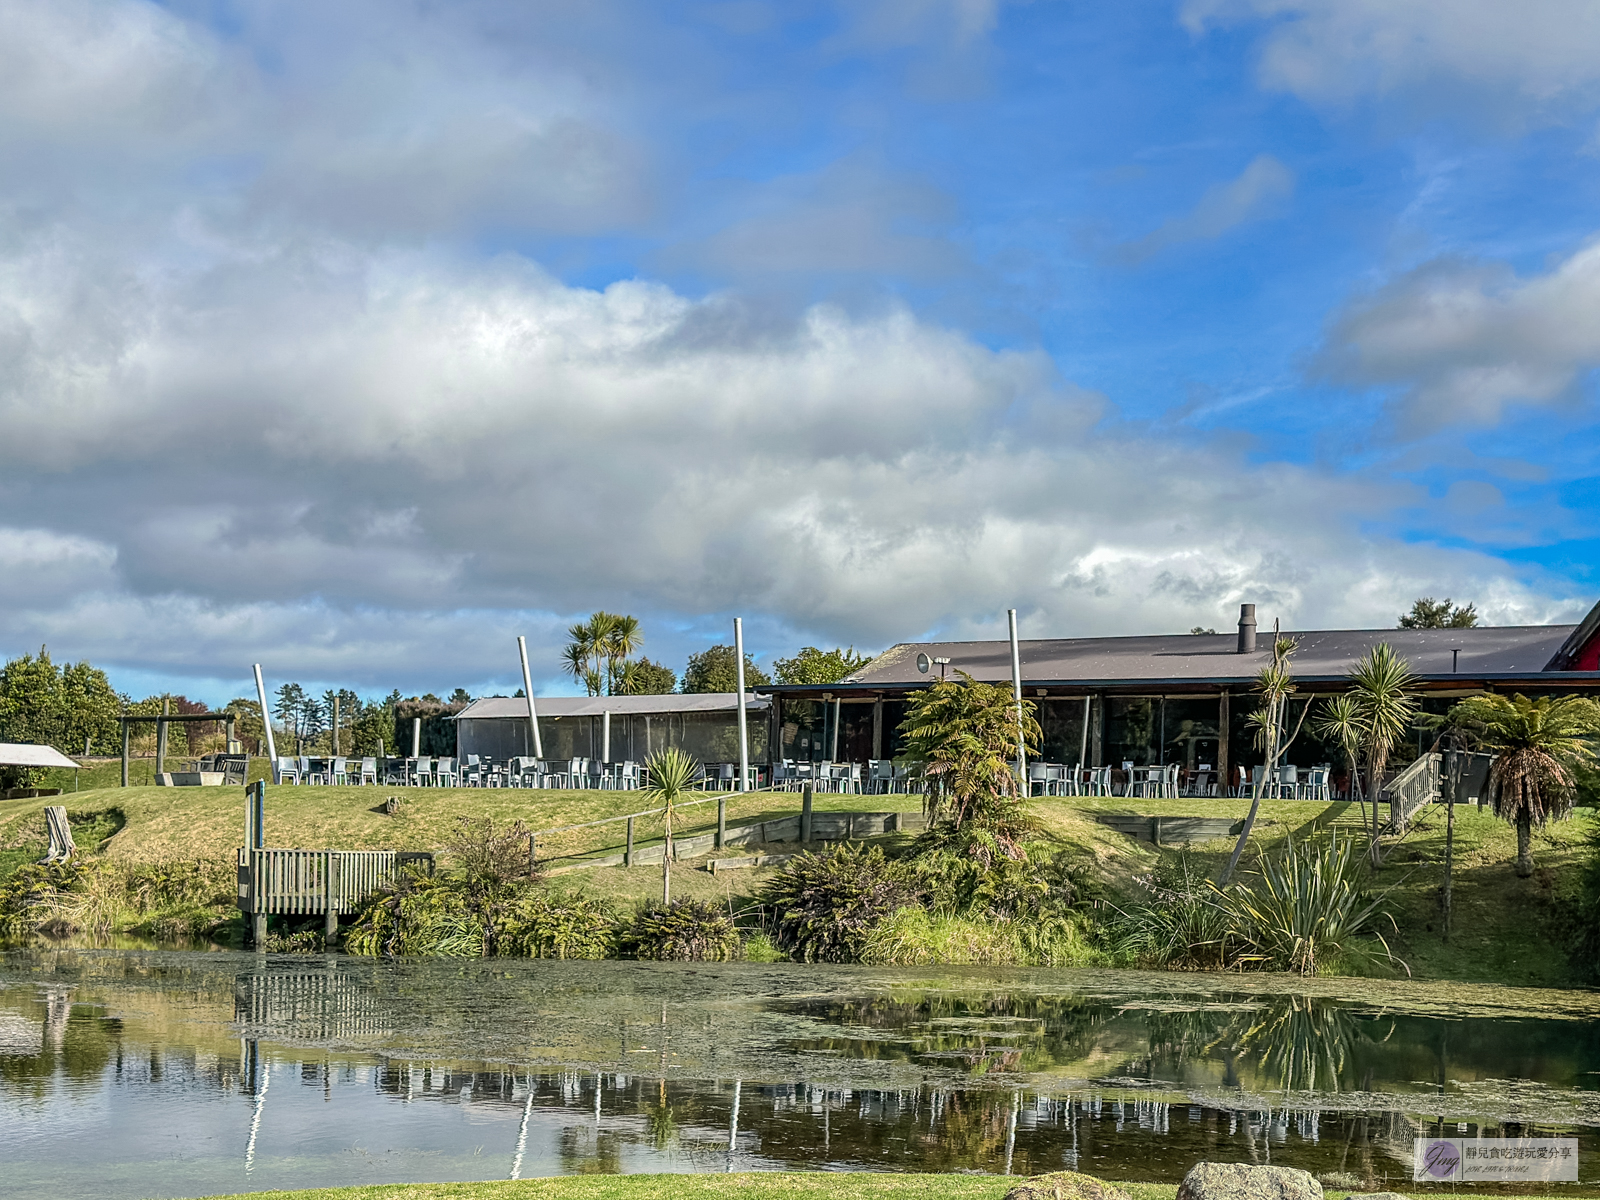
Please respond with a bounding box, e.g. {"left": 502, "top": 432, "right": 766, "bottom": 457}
{"left": 601, "top": 614, "right": 643, "bottom": 694}
{"left": 1450, "top": 694, "right": 1600, "bottom": 877}
{"left": 643, "top": 747, "right": 701, "bottom": 904}
{"left": 1223, "top": 636, "right": 1310, "bottom": 883}
{"left": 1313, "top": 693, "right": 1366, "bottom": 807}
{"left": 1347, "top": 644, "right": 1418, "bottom": 861}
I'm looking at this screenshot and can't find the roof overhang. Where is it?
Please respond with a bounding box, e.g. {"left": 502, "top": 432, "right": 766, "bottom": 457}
{"left": 0, "top": 743, "right": 82, "bottom": 769}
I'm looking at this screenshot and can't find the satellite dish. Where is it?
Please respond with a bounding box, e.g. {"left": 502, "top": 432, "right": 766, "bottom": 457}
{"left": 916, "top": 652, "right": 930, "bottom": 674}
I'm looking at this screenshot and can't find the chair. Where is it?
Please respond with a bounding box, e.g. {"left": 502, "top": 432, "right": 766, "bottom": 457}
{"left": 462, "top": 756, "right": 482, "bottom": 787}
{"left": 1304, "top": 765, "right": 1331, "bottom": 802}
{"left": 358, "top": 757, "right": 378, "bottom": 786}
{"left": 330, "top": 756, "right": 350, "bottom": 785}
{"left": 1276, "top": 763, "right": 1298, "bottom": 799}
{"left": 614, "top": 760, "right": 640, "bottom": 790}
{"left": 1164, "top": 763, "right": 1180, "bottom": 799}
{"left": 1085, "top": 765, "right": 1110, "bottom": 796}
{"left": 408, "top": 757, "right": 434, "bottom": 786}
{"left": 276, "top": 757, "right": 301, "bottom": 784}
{"left": 435, "top": 757, "right": 458, "bottom": 787}
{"left": 300, "top": 756, "right": 326, "bottom": 785}
{"left": 1248, "top": 764, "right": 1266, "bottom": 796}
{"left": 1028, "top": 762, "right": 1051, "bottom": 797}
{"left": 868, "top": 759, "right": 894, "bottom": 795}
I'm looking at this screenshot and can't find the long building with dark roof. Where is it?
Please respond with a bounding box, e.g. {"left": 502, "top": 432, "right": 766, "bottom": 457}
{"left": 757, "top": 600, "right": 1600, "bottom": 780}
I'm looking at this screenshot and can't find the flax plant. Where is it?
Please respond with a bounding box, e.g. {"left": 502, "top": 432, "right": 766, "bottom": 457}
{"left": 1225, "top": 833, "right": 1402, "bottom": 976}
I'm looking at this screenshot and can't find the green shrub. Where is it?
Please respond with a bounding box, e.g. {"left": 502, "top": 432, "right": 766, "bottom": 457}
{"left": 739, "top": 931, "right": 785, "bottom": 962}
{"left": 124, "top": 858, "right": 235, "bottom": 909}
{"left": 762, "top": 843, "right": 917, "bottom": 962}
{"left": 618, "top": 899, "right": 740, "bottom": 961}
{"left": 262, "top": 928, "right": 326, "bottom": 953}
{"left": 1112, "top": 849, "right": 1242, "bottom": 970}
{"left": 501, "top": 888, "right": 617, "bottom": 959}
{"left": 860, "top": 906, "right": 1024, "bottom": 965}
{"left": 1225, "top": 834, "right": 1401, "bottom": 976}
{"left": 346, "top": 869, "right": 482, "bottom": 957}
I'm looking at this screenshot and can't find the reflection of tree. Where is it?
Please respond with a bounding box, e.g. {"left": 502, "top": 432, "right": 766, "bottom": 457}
{"left": 1217, "top": 996, "right": 1376, "bottom": 1094}
{"left": 558, "top": 1125, "right": 623, "bottom": 1175}
{"left": 647, "top": 1080, "right": 678, "bottom": 1151}
{"left": 906, "top": 1090, "right": 1013, "bottom": 1172}
{"left": 0, "top": 991, "right": 122, "bottom": 1097}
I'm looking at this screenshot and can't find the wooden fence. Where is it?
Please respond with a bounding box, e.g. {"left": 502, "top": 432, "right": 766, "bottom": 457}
{"left": 237, "top": 848, "right": 431, "bottom": 915}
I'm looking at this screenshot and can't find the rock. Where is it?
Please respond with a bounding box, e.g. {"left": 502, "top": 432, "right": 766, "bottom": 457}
{"left": 1351, "top": 1194, "right": 1407, "bottom": 1200}
{"left": 1177, "top": 1162, "right": 1323, "bottom": 1200}
{"left": 1004, "top": 1172, "right": 1132, "bottom": 1200}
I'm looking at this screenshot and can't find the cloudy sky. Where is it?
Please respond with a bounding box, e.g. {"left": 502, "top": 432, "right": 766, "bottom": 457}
{"left": 3, "top": 0, "right": 1599, "bottom": 704}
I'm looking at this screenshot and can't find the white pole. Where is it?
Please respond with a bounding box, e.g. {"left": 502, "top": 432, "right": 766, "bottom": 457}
{"left": 411, "top": 717, "right": 421, "bottom": 757}
{"left": 253, "top": 664, "right": 279, "bottom": 783}
{"left": 517, "top": 635, "right": 544, "bottom": 758}
{"left": 1008, "top": 609, "right": 1026, "bottom": 780}
{"left": 602, "top": 710, "right": 611, "bottom": 764}
{"left": 733, "top": 617, "right": 750, "bottom": 792}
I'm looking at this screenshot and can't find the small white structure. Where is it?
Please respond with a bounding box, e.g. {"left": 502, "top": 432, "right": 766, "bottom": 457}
{"left": 0, "top": 743, "right": 82, "bottom": 770}
{"left": 453, "top": 693, "right": 770, "bottom": 764}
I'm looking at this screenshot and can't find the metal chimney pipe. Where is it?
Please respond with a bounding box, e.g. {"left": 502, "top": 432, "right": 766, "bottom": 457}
{"left": 1237, "top": 603, "right": 1257, "bottom": 654}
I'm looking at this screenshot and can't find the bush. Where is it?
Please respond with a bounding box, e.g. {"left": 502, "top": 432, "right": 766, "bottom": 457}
{"left": 501, "top": 888, "right": 617, "bottom": 959}
{"left": 617, "top": 899, "right": 740, "bottom": 961}
{"left": 739, "top": 931, "right": 785, "bottom": 962}
{"left": 1112, "top": 849, "right": 1242, "bottom": 970}
{"left": 860, "top": 907, "right": 1025, "bottom": 965}
{"left": 762, "top": 843, "right": 917, "bottom": 962}
{"left": 345, "top": 869, "right": 482, "bottom": 957}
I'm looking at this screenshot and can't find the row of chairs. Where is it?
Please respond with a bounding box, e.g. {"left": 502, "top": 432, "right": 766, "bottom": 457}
{"left": 1025, "top": 761, "right": 1335, "bottom": 800}
{"left": 770, "top": 760, "right": 924, "bottom": 795}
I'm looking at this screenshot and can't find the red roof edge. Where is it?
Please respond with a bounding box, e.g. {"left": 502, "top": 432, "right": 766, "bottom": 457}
{"left": 1547, "top": 598, "right": 1600, "bottom": 670}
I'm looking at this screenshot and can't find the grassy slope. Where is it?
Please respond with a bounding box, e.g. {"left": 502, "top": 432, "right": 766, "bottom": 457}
{"left": 4, "top": 781, "right": 1592, "bottom": 984}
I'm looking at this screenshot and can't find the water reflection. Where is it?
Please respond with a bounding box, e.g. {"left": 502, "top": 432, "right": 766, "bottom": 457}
{"left": 3, "top": 951, "right": 1600, "bottom": 1199}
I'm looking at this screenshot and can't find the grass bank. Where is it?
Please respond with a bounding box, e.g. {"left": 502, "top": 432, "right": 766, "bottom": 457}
{"left": 190, "top": 1175, "right": 1584, "bottom": 1200}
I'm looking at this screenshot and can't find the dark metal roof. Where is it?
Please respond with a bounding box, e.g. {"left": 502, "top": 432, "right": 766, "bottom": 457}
{"left": 456, "top": 693, "right": 769, "bottom": 720}
{"left": 832, "top": 622, "right": 1583, "bottom": 691}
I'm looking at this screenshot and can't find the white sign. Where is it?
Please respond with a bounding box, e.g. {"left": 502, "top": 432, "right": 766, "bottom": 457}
{"left": 1414, "top": 1138, "right": 1579, "bottom": 1183}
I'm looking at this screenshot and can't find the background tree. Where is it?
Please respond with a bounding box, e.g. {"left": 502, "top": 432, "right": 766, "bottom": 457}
{"left": 682, "top": 645, "right": 770, "bottom": 693}
{"left": 1451, "top": 693, "right": 1600, "bottom": 877}
{"left": 563, "top": 611, "right": 645, "bottom": 695}
{"left": 449, "top": 687, "right": 472, "bottom": 706}
{"left": 773, "top": 646, "right": 872, "bottom": 685}
{"left": 1399, "top": 598, "right": 1479, "bottom": 629}
{"left": 0, "top": 648, "right": 122, "bottom": 755}
{"left": 224, "top": 698, "right": 269, "bottom": 755}
{"left": 618, "top": 657, "right": 676, "bottom": 695}
{"left": 898, "top": 672, "right": 1039, "bottom": 864}
{"left": 1347, "top": 643, "right": 1419, "bottom": 860}
{"left": 272, "top": 683, "right": 307, "bottom": 754}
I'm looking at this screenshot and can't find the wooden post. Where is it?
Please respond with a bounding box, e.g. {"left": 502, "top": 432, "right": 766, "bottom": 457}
{"left": 872, "top": 697, "right": 883, "bottom": 760}
{"left": 121, "top": 719, "right": 130, "bottom": 787}
{"left": 325, "top": 853, "right": 340, "bottom": 942}
{"left": 156, "top": 698, "right": 170, "bottom": 777}
{"left": 529, "top": 832, "right": 538, "bottom": 874}
{"left": 226, "top": 714, "right": 238, "bottom": 754}
{"left": 716, "top": 795, "right": 726, "bottom": 849}
{"left": 332, "top": 695, "right": 340, "bottom": 756}
{"left": 1217, "top": 691, "right": 1231, "bottom": 796}
{"left": 800, "top": 784, "right": 813, "bottom": 844}
{"left": 625, "top": 816, "right": 635, "bottom": 867}
{"left": 253, "top": 912, "right": 267, "bottom": 949}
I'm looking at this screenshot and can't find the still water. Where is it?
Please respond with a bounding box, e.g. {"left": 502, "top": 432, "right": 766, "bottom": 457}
{"left": 3, "top": 948, "right": 1599, "bottom": 1199}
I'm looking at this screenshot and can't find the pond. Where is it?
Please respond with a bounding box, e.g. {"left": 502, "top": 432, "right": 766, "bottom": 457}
{"left": 3, "top": 948, "right": 1599, "bottom": 1199}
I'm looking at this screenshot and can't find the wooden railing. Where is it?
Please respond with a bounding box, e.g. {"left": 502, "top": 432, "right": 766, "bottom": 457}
{"left": 237, "top": 848, "right": 429, "bottom": 915}
{"left": 1384, "top": 752, "right": 1440, "bottom": 830}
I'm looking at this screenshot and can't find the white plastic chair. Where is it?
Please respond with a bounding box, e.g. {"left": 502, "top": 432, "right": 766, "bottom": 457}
{"left": 277, "top": 757, "right": 301, "bottom": 785}
{"left": 435, "top": 757, "right": 458, "bottom": 787}
{"left": 358, "top": 757, "right": 378, "bottom": 785}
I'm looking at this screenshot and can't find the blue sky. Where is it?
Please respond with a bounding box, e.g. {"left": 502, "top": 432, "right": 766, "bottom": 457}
{"left": 1, "top": 0, "right": 1598, "bottom": 706}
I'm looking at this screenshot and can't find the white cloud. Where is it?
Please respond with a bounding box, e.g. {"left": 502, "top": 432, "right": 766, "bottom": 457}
{"left": 1118, "top": 155, "right": 1294, "bottom": 263}
{"left": 1182, "top": 0, "right": 1600, "bottom": 123}
{"left": 1320, "top": 237, "right": 1600, "bottom": 432}
{"left": 0, "top": 224, "right": 1584, "bottom": 687}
